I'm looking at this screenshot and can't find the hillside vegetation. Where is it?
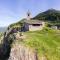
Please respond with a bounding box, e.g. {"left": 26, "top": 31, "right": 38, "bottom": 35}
{"left": 0, "top": 32, "right": 3, "bottom": 43}
{"left": 15, "top": 28, "right": 60, "bottom": 60}
{"left": 34, "top": 9, "right": 60, "bottom": 21}
{"left": 0, "top": 28, "right": 60, "bottom": 60}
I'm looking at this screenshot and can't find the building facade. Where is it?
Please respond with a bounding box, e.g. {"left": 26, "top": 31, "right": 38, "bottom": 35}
{"left": 21, "top": 20, "right": 45, "bottom": 31}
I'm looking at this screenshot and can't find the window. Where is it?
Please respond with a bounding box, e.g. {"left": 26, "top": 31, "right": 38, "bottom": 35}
{"left": 32, "top": 24, "right": 42, "bottom": 26}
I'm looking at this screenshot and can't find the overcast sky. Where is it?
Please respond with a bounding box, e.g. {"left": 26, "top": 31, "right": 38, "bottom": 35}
{"left": 0, "top": 0, "right": 60, "bottom": 27}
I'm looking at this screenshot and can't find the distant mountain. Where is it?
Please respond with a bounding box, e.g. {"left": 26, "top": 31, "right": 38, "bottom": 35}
{"left": 0, "top": 27, "right": 7, "bottom": 32}
{"left": 33, "top": 9, "right": 60, "bottom": 21}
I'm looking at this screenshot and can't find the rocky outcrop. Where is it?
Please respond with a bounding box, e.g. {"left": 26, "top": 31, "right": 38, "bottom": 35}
{"left": 0, "top": 29, "right": 38, "bottom": 60}
{"left": 8, "top": 44, "right": 38, "bottom": 60}
{"left": 0, "top": 30, "right": 16, "bottom": 60}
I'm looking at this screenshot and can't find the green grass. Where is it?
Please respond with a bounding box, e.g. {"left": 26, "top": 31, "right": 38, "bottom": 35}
{"left": 12, "top": 28, "right": 60, "bottom": 60}
{"left": 0, "top": 32, "right": 3, "bottom": 43}
{"left": 18, "top": 28, "right": 60, "bottom": 60}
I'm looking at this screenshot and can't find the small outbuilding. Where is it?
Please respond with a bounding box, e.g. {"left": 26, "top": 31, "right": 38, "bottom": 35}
{"left": 51, "top": 26, "right": 58, "bottom": 30}
{"left": 21, "top": 20, "right": 45, "bottom": 31}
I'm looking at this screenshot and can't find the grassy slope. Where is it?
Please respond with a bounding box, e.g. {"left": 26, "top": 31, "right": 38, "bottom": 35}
{"left": 18, "top": 28, "right": 60, "bottom": 60}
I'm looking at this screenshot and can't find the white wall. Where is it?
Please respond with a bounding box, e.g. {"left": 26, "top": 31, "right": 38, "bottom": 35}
{"left": 29, "top": 22, "right": 45, "bottom": 31}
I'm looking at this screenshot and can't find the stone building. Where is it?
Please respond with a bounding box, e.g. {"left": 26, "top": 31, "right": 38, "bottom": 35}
{"left": 21, "top": 11, "right": 45, "bottom": 31}
{"left": 21, "top": 20, "right": 45, "bottom": 31}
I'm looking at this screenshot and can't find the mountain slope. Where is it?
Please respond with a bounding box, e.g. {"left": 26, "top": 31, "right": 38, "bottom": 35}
{"left": 22, "top": 28, "right": 60, "bottom": 60}
{"left": 33, "top": 9, "right": 60, "bottom": 21}
{"left": 0, "top": 27, "right": 7, "bottom": 32}
{"left": 8, "top": 28, "right": 60, "bottom": 60}
{"left": 0, "top": 23, "right": 60, "bottom": 60}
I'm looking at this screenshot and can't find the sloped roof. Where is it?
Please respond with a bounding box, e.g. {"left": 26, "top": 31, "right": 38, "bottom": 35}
{"left": 24, "top": 19, "right": 43, "bottom": 24}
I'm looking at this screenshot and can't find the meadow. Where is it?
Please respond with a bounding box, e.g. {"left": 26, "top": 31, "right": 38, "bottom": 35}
{"left": 21, "top": 28, "right": 60, "bottom": 60}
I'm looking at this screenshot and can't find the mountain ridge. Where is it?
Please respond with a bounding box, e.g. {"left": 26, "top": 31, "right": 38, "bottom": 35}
{"left": 0, "top": 27, "right": 7, "bottom": 32}
{"left": 33, "top": 9, "right": 60, "bottom": 21}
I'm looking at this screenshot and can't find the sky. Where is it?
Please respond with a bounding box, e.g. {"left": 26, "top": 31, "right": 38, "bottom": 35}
{"left": 0, "top": 0, "right": 60, "bottom": 27}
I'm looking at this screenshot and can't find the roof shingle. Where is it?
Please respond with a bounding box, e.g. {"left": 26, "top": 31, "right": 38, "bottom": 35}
{"left": 24, "top": 20, "right": 43, "bottom": 24}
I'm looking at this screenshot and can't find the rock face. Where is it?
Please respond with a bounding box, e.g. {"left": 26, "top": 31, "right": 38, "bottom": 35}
{"left": 0, "top": 29, "right": 38, "bottom": 60}
{"left": 8, "top": 44, "right": 38, "bottom": 60}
